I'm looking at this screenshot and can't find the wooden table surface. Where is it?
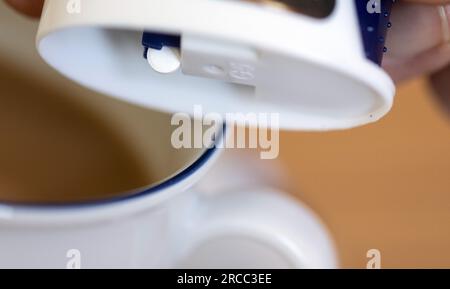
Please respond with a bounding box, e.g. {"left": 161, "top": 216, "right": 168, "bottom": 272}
{"left": 279, "top": 78, "right": 450, "bottom": 268}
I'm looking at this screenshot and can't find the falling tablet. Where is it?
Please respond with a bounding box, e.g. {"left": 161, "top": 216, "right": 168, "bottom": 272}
{"left": 146, "top": 46, "right": 181, "bottom": 74}
{"left": 142, "top": 31, "right": 181, "bottom": 74}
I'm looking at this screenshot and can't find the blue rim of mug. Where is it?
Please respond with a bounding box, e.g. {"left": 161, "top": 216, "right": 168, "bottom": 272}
{"left": 0, "top": 125, "right": 225, "bottom": 209}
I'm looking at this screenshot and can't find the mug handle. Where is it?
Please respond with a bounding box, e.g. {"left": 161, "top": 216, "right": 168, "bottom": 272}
{"left": 174, "top": 187, "right": 338, "bottom": 269}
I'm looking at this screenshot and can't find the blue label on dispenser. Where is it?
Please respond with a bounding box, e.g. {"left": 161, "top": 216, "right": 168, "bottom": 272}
{"left": 355, "top": 0, "right": 395, "bottom": 65}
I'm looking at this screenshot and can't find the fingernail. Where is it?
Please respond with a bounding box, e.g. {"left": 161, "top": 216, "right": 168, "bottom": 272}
{"left": 438, "top": 5, "right": 450, "bottom": 44}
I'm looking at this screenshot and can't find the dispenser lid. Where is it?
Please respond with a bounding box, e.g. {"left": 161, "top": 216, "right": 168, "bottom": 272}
{"left": 36, "top": 0, "right": 395, "bottom": 131}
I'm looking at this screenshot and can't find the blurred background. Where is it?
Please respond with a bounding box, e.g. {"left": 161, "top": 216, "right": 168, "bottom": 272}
{"left": 0, "top": 3, "right": 449, "bottom": 268}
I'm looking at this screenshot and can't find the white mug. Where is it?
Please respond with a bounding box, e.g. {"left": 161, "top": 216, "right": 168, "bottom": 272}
{"left": 0, "top": 102, "right": 337, "bottom": 268}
